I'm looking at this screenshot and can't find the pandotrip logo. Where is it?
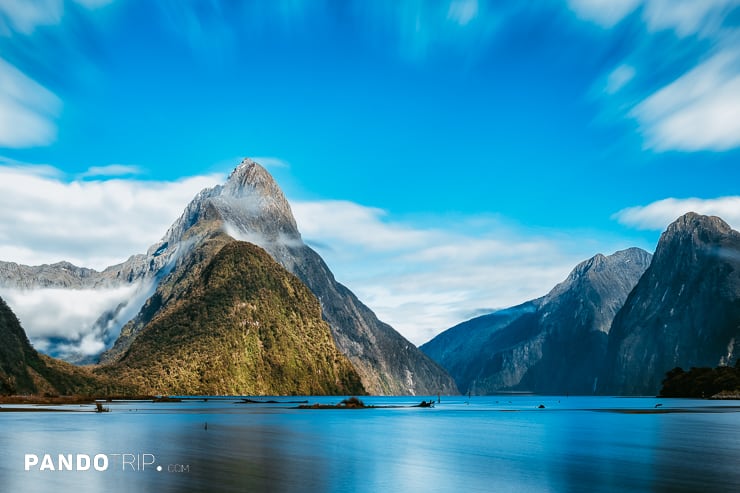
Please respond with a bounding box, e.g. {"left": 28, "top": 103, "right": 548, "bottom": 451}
{"left": 24, "top": 453, "right": 190, "bottom": 473}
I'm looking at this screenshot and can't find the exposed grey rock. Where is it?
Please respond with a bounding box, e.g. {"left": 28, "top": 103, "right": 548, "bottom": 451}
{"left": 422, "top": 247, "right": 652, "bottom": 394}
{"left": 0, "top": 252, "right": 167, "bottom": 290}
{"left": 0, "top": 261, "right": 100, "bottom": 289}
{"left": 600, "top": 213, "right": 740, "bottom": 395}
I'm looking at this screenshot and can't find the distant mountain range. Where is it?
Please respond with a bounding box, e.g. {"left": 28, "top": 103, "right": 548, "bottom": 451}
{"left": 421, "top": 248, "right": 652, "bottom": 394}
{"left": 0, "top": 159, "right": 457, "bottom": 396}
{"left": 423, "top": 213, "right": 740, "bottom": 396}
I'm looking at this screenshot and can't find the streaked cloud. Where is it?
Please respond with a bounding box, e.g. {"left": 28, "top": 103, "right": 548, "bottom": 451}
{"left": 566, "top": 0, "right": 640, "bottom": 28}
{"left": 571, "top": 0, "right": 740, "bottom": 152}
{"left": 631, "top": 50, "right": 740, "bottom": 151}
{"left": 568, "top": 0, "right": 739, "bottom": 36}
{"left": 349, "top": 0, "right": 503, "bottom": 62}
{"left": 293, "top": 200, "right": 625, "bottom": 345}
{"left": 78, "top": 164, "right": 143, "bottom": 179}
{"left": 0, "top": 0, "right": 117, "bottom": 148}
{"left": 0, "top": 58, "right": 61, "bottom": 148}
{"left": 613, "top": 196, "right": 740, "bottom": 231}
{"left": 0, "top": 0, "right": 114, "bottom": 35}
{"left": 605, "top": 64, "right": 635, "bottom": 94}
{"left": 447, "top": 0, "right": 479, "bottom": 26}
{"left": 73, "top": 0, "right": 115, "bottom": 9}
{"left": 0, "top": 0, "right": 63, "bottom": 35}
{"left": 640, "top": 0, "right": 739, "bottom": 38}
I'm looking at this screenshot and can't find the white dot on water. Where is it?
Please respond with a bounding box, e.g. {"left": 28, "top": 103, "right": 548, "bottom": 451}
{"left": 157, "top": 466, "right": 163, "bottom": 472}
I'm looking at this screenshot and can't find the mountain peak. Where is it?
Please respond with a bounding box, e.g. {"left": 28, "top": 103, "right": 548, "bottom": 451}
{"left": 223, "top": 158, "right": 281, "bottom": 199}
{"left": 665, "top": 212, "right": 733, "bottom": 237}
{"left": 547, "top": 247, "right": 652, "bottom": 301}
{"left": 656, "top": 213, "right": 738, "bottom": 265}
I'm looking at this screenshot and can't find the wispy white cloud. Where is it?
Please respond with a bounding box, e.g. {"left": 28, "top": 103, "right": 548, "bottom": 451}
{"left": 0, "top": 58, "right": 61, "bottom": 148}
{"left": 571, "top": 0, "right": 740, "bottom": 152}
{"left": 0, "top": 0, "right": 114, "bottom": 36}
{"left": 0, "top": 0, "right": 117, "bottom": 148}
{"left": 613, "top": 196, "right": 740, "bottom": 231}
{"left": 566, "top": 0, "right": 641, "bottom": 28}
{"left": 78, "top": 164, "right": 143, "bottom": 179}
{"left": 295, "top": 200, "right": 429, "bottom": 252}
{"left": 350, "top": 0, "right": 502, "bottom": 62}
{"left": 73, "top": 0, "right": 116, "bottom": 9}
{"left": 631, "top": 50, "right": 740, "bottom": 151}
{"left": 641, "top": 0, "right": 740, "bottom": 38}
{"left": 447, "top": 0, "right": 479, "bottom": 26}
{"left": 0, "top": 0, "right": 63, "bottom": 35}
{"left": 567, "top": 0, "right": 740, "bottom": 36}
{"left": 293, "top": 200, "right": 623, "bottom": 345}
{"left": 0, "top": 164, "right": 222, "bottom": 269}
{"left": 605, "top": 64, "right": 636, "bottom": 94}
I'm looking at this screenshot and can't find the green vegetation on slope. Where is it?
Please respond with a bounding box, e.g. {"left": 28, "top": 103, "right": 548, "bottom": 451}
{"left": 97, "top": 234, "right": 365, "bottom": 396}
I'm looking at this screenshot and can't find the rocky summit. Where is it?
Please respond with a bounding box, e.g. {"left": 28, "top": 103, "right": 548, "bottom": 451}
{"left": 600, "top": 213, "right": 740, "bottom": 395}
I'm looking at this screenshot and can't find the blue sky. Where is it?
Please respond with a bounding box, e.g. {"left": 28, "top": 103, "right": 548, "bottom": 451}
{"left": 1, "top": 0, "right": 739, "bottom": 346}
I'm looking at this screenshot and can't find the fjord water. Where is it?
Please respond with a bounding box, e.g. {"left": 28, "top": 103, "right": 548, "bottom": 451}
{"left": 2, "top": 396, "right": 739, "bottom": 493}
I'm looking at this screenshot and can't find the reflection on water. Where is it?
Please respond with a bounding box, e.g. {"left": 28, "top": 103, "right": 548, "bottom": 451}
{"left": 1, "top": 396, "right": 739, "bottom": 493}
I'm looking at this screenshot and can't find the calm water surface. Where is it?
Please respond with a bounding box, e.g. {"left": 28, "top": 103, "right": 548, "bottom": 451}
{"left": 1, "top": 396, "right": 739, "bottom": 493}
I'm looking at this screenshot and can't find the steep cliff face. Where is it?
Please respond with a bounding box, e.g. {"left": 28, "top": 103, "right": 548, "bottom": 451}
{"left": 97, "top": 234, "right": 365, "bottom": 396}
{"left": 422, "top": 248, "right": 652, "bottom": 394}
{"left": 601, "top": 213, "right": 740, "bottom": 395}
{"left": 521, "top": 248, "right": 653, "bottom": 394}
{"left": 102, "top": 159, "right": 457, "bottom": 395}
